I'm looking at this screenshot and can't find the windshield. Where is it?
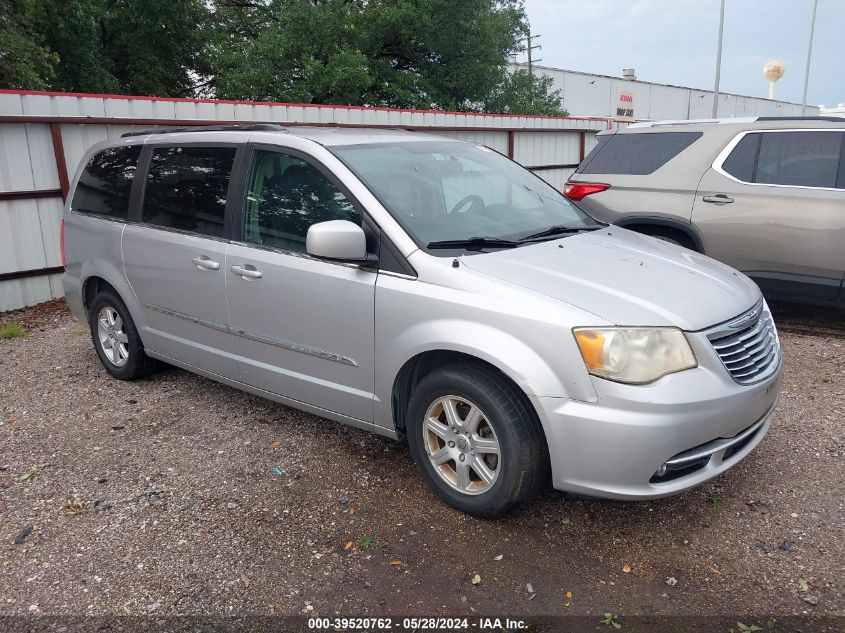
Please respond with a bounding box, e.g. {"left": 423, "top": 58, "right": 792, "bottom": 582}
{"left": 330, "top": 141, "right": 598, "bottom": 250}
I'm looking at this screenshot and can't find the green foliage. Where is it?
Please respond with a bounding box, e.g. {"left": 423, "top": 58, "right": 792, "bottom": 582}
{"left": 210, "top": 0, "right": 534, "bottom": 111}
{"left": 601, "top": 613, "right": 622, "bottom": 629}
{"left": 484, "top": 68, "right": 567, "bottom": 115}
{"left": 1, "top": 0, "right": 211, "bottom": 96}
{"left": 0, "top": 322, "right": 27, "bottom": 339}
{"left": 0, "top": 0, "right": 58, "bottom": 89}
{"left": 1, "top": 0, "right": 566, "bottom": 115}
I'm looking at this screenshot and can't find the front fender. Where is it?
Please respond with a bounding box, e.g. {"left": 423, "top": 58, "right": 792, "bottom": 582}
{"left": 373, "top": 316, "right": 599, "bottom": 433}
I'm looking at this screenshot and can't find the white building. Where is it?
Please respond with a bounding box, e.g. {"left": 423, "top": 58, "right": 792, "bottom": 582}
{"left": 820, "top": 104, "right": 845, "bottom": 117}
{"left": 512, "top": 63, "right": 819, "bottom": 120}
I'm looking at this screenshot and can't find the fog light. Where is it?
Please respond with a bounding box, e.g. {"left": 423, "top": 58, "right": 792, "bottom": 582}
{"left": 656, "top": 464, "right": 668, "bottom": 477}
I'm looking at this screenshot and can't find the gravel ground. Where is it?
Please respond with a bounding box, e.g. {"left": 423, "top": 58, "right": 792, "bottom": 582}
{"left": 0, "top": 300, "right": 842, "bottom": 624}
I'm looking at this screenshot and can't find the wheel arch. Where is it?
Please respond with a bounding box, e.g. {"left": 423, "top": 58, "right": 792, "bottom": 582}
{"left": 615, "top": 216, "right": 704, "bottom": 252}
{"left": 79, "top": 261, "right": 148, "bottom": 344}
{"left": 390, "top": 349, "right": 546, "bottom": 446}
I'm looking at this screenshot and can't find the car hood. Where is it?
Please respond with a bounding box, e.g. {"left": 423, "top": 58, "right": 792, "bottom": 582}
{"left": 459, "top": 226, "right": 760, "bottom": 331}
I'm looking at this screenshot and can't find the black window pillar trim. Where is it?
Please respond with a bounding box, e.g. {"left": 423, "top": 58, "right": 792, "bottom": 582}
{"left": 128, "top": 144, "right": 152, "bottom": 224}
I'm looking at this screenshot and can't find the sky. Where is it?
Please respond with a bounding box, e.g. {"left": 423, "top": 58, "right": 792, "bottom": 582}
{"left": 522, "top": 0, "right": 844, "bottom": 107}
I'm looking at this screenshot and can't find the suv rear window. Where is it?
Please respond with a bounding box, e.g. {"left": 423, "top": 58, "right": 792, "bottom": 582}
{"left": 71, "top": 145, "right": 142, "bottom": 219}
{"left": 578, "top": 131, "right": 702, "bottom": 175}
{"left": 141, "top": 146, "right": 237, "bottom": 238}
{"left": 722, "top": 131, "right": 844, "bottom": 189}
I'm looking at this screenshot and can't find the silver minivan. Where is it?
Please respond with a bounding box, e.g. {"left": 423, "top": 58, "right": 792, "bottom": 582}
{"left": 62, "top": 125, "right": 783, "bottom": 518}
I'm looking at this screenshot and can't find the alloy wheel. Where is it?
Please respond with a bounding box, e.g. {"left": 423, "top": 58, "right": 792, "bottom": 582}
{"left": 422, "top": 395, "right": 501, "bottom": 495}
{"left": 96, "top": 306, "right": 129, "bottom": 367}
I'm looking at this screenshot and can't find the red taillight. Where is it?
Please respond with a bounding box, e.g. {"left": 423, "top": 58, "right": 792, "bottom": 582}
{"left": 564, "top": 181, "right": 610, "bottom": 202}
{"left": 60, "top": 219, "right": 66, "bottom": 268}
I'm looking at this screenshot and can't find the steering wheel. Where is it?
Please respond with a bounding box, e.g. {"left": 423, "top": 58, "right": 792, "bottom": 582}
{"left": 449, "top": 194, "right": 485, "bottom": 215}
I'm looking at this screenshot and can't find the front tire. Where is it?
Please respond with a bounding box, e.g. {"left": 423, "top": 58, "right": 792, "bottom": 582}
{"left": 88, "top": 291, "right": 158, "bottom": 380}
{"left": 406, "top": 362, "right": 548, "bottom": 518}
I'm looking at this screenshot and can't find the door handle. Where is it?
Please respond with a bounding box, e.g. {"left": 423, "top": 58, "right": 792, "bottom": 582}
{"left": 231, "top": 264, "right": 263, "bottom": 280}
{"left": 192, "top": 255, "right": 220, "bottom": 270}
{"left": 702, "top": 194, "right": 734, "bottom": 204}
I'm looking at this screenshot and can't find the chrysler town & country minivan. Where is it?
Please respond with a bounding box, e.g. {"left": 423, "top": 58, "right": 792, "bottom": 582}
{"left": 62, "top": 125, "right": 783, "bottom": 517}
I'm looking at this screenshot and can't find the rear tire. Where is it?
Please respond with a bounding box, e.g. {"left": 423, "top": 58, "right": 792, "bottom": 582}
{"left": 89, "top": 291, "right": 158, "bottom": 380}
{"left": 406, "top": 362, "right": 548, "bottom": 519}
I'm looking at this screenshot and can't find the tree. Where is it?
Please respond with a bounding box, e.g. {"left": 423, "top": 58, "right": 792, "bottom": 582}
{"left": 0, "top": 0, "right": 58, "bottom": 89}
{"left": 1, "top": 0, "right": 212, "bottom": 96}
{"left": 484, "top": 68, "right": 567, "bottom": 116}
{"left": 1, "top": 0, "right": 567, "bottom": 116}
{"left": 210, "top": 0, "right": 564, "bottom": 115}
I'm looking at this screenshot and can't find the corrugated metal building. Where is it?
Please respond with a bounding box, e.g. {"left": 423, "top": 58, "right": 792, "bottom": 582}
{"left": 0, "top": 89, "right": 610, "bottom": 311}
{"left": 512, "top": 63, "right": 820, "bottom": 120}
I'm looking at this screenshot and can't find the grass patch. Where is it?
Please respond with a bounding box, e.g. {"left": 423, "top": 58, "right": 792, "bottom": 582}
{"left": 0, "top": 322, "right": 27, "bottom": 339}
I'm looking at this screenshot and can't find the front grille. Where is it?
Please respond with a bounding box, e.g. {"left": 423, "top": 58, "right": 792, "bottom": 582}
{"left": 707, "top": 302, "right": 780, "bottom": 385}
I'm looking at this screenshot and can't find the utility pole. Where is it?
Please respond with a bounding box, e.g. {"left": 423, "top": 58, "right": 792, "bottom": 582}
{"left": 801, "top": 0, "right": 819, "bottom": 115}
{"left": 712, "top": 0, "right": 725, "bottom": 118}
{"left": 525, "top": 26, "right": 542, "bottom": 78}
{"left": 519, "top": 26, "right": 542, "bottom": 102}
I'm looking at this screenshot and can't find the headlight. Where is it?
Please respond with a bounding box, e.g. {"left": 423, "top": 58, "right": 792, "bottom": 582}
{"left": 573, "top": 327, "right": 697, "bottom": 384}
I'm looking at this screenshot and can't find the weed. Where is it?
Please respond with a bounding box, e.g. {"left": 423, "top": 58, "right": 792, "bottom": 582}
{"left": 601, "top": 613, "right": 621, "bottom": 629}
{"left": 0, "top": 322, "right": 27, "bottom": 339}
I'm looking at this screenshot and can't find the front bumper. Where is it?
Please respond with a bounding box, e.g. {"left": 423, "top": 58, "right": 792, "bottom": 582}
{"left": 533, "top": 342, "right": 782, "bottom": 500}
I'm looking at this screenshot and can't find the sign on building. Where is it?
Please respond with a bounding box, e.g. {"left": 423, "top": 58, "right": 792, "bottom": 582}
{"left": 615, "top": 91, "right": 635, "bottom": 121}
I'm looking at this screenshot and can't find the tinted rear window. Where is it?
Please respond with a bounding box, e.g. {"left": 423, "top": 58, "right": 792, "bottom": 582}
{"left": 721, "top": 133, "right": 759, "bottom": 182}
{"left": 578, "top": 135, "right": 609, "bottom": 170}
{"left": 578, "top": 131, "right": 702, "bottom": 175}
{"left": 71, "top": 145, "right": 142, "bottom": 219}
{"left": 721, "top": 131, "right": 845, "bottom": 189}
{"left": 756, "top": 131, "right": 842, "bottom": 188}
{"left": 142, "top": 146, "right": 236, "bottom": 237}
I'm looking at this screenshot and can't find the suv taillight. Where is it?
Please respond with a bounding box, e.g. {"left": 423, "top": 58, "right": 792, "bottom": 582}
{"left": 564, "top": 181, "right": 610, "bottom": 201}
{"left": 60, "top": 219, "right": 66, "bottom": 268}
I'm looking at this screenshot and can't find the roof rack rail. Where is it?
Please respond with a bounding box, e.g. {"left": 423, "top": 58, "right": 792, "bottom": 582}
{"left": 121, "top": 123, "right": 288, "bottom": 138}
{"left": 756, "top": 116, "right": 844, "bottom": 122}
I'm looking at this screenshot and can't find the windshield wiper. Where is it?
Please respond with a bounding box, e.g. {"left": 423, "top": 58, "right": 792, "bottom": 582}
{"left": 427, "top": 236, "right": 519, "bottom": 250}
{"left": 517, "top": 223, "right": 606, "bottom": 243}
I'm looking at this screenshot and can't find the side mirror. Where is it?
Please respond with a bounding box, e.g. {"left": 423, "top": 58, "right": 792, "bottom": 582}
{"left": 306, "top": 220, "right": 374, "bottom": 263}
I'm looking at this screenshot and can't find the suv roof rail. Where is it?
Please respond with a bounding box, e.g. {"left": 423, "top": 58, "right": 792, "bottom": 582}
{"left": 755, "top": 116, "right": 845, "bottom": 122}
{"left": 626, "top": 115, "right": 842, "bottom": 129}
{"left": 626, "top": 117, "right": 757, "bottom": 128}
{"left": 120, "top": 123, "right": 288, "bottom": 138}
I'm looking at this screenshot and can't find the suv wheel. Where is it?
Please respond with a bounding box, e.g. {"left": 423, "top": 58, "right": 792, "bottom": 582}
{"left": 89, "top": 291, "right": 158, "bottom": 380}
{"left": 406, "top": 363, "right": 547, "bottom": 518}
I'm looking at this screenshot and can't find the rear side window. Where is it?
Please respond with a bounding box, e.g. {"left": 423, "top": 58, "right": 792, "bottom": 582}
{"left": 71, "top": 145, "right": 142, "bottom": 219}
{"left": 576, "top": 135, "right": 609, "bottom": 171}
{"left": 722, "top": 131, "right": 844, "bottom": 189}
{"left": 142, "top": 146, "right": 237, "bottom": 237}
{"left": 756, "top": 131, "right": 841, "bottom": 188}
{"left": 721, "top": 134, "right": 759, "bottom": 182}
{"left": 578, "top": 131, "right": 702, "bottom": 175}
